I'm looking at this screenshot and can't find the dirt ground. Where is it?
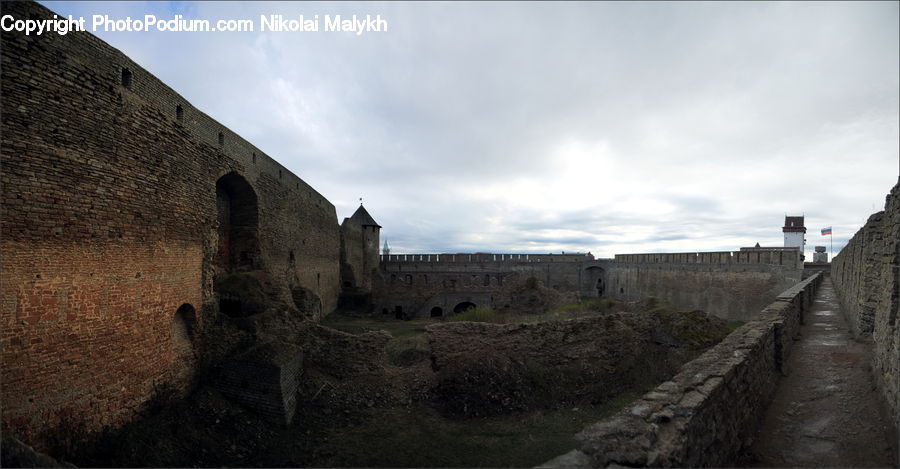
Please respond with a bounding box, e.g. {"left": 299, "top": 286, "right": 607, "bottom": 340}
{"left": 39, "top": 300, "right": 729, "bottom": 467}
{"left": 747, "top": 277, "right": 898, "bottom": 467}
{"left": 58, "top": 365, "right": 643, "bottom": 468}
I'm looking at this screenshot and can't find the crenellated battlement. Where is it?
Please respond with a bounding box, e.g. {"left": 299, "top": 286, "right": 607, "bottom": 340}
{"left": 380, "top": 252, "right": 596, "bottom": 263}
{"left": 614, "top": 248, "right": 800, "bottom": 267}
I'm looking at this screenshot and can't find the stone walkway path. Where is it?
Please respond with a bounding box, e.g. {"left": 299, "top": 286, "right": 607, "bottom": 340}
{"left": 748, "top": 276, "right": 897, "bottom": 467}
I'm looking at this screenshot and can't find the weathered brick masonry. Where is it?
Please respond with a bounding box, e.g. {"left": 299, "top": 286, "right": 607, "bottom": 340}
{"left": 831, "top": 180, "right": 900, "bottom": 439}
{"left": 1, "top": 1, "right": 340, "bottom": 447}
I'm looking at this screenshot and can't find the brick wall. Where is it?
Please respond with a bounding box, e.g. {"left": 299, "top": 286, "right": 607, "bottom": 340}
{"left": 1, "top": 1, "right": 340, "bottom": 448}
{"left": 340, "top": 221, "right": 365, "bottom": 289}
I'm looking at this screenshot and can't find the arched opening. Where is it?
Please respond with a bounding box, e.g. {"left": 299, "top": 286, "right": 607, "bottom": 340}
{"left": 215, "top": 172, "right": 259, "bottom": 272}
{"left": 454, "top": 302, "right": 476, "bottom": 314}
{"left": 394, "top": 305, "right": 403, "bottom": 319}
{"left": 585, "top": 266, "right": 606, "bottom": 297}
{"left": 430, "top": 306, "right": 443, "bottom": 317}
{"left": 172, "top": 303, "right": 196, "bottom": 355}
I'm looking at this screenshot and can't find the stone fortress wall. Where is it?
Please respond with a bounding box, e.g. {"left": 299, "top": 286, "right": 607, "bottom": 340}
{"left": 377, "top": 253, "right": 600, "bottom": 317}
{"left": 543, "top": 273, "right": 825, "bottom": 467}
{"left": 543, "top": 182, "right": 899, "bottom": 468}
{"left": 605, "top": 249, "right": 803, "bottom": 322}
{"left": 831, "top": 180, "right": 899, "bottom": 440}
{"left": 1, "top": 0, "right": 341, "bottom": 447}
{"left": 379, "top": 248, "right": 802, "bottom": 322}
{"left": 3, "top": 0, "right": 893, "bottom": 461}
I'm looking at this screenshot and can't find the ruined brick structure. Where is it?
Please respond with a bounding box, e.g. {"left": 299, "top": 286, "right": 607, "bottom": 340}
{"left": 831, "top": 180, "right": 900, "bottom": 441}
{"left": 1, "top": 1, "right": 344, "bottom": 447}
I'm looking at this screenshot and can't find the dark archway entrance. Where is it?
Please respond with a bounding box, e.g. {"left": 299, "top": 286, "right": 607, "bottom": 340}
{"left": 453, "top": 302, "right": 476, "bottom": 314}
{"left": 173, "top": 303, "right": 197, "bottom": 355}
{"left": 430, "top": 306, "right": 443, "bottom": 317}
{"left": 215, "top": 172, "right": 259, "bottom": 271}
{"left": 585, "top": 266, "right": 606, "bottom": 297}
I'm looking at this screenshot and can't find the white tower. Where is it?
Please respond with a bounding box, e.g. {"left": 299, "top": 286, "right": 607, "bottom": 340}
{"left": 382, "top": 239, "right": 390, "bottom": 256}
{"left": 783, "top": 216, "right": 806, "bottom": 261}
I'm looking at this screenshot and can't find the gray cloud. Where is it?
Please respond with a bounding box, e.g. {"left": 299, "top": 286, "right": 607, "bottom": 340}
{"left": 43, "top": 1, "right": 899, "bottom": 260}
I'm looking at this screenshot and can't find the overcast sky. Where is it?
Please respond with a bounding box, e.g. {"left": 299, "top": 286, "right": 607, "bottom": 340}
{"left": 43, "top": 1, "right": 899, "bottom": 259}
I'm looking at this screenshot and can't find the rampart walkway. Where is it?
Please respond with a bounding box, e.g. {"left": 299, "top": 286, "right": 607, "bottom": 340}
{"left": 748, "top": 277, "right": 897, "bottom": 467}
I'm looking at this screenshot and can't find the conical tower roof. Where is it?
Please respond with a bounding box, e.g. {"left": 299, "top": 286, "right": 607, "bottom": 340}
{"left": 349, "top": 204, "right": 381, "bottom": 228}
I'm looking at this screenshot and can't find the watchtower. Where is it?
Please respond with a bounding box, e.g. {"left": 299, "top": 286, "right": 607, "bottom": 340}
{"left": 339, "top": 204, "right": 381, "bottom": 291}
{"left": 783, "top": 216, "right": 806, "bottom": 261}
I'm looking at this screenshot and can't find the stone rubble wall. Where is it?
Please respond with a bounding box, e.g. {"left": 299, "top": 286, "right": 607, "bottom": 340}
{"left": 210, "top": 342, "right": 303, "bottom": 424}
{"left": 300, "top": 324, "right": 391, "bottom": 379}
{"left": 831, "top": 181, "right": 899, "bottom": 440}
{"left": 426, "top": 310, "right": 730, "bottom": 417}
{"left": 543, "top": 273, "right": 823, "bottom": 467}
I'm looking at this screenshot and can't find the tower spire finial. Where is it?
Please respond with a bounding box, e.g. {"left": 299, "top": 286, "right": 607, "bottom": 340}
{"left": 359, "top": 197, "right": 363, "bottom": 206}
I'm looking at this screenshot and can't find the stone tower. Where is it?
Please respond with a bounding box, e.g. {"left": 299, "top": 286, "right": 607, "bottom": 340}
{"left": 783, "top": 215, "right": 807, "bottom": 261}
{"left": 339, "top": 204, "right": 381, "bottom": 291}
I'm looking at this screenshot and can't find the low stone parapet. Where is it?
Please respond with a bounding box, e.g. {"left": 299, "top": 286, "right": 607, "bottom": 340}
{"left": 544, "top": 272, "right": 822, "bottom": 467}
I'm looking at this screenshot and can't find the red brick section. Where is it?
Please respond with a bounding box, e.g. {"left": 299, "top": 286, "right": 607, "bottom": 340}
{"left": 1, "top": 241, "right": 203, "bottom": 444}
{"left": 1, "top": 1, "right": 340, "bottom": 449}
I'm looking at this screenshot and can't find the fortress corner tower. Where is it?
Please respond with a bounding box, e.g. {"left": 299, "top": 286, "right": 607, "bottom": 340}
{"left": 339, "top": 204, "right": 382, "bottom": 292}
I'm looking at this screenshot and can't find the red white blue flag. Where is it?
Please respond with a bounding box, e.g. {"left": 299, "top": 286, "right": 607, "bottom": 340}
{"left": 821, "top": 227, "right": 832, "bottom": 236}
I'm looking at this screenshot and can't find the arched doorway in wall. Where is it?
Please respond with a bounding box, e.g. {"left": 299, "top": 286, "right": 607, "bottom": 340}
{"left": 215, "top": 172, "right": 259, "bottom": 271}
{"left": 585, "top": 266, "right": 606, "bottom": 297}
{"left": 453, "top": 302, "right": 476, "bottom": 314}
{"left": 173, "top": 303, "right": 197, "bottom": 356}
{"left": 430, "top": 306, "right": 443, "bottom": 317}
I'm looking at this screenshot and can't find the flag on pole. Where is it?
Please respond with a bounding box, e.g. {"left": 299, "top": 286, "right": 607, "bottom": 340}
{"left": 821, "top": 227, "right": 832, "bottom": 236}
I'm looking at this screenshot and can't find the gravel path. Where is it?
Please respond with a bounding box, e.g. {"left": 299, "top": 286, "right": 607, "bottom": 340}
{"left": 748, "top": 276, "right": 897, "bottom": 467}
